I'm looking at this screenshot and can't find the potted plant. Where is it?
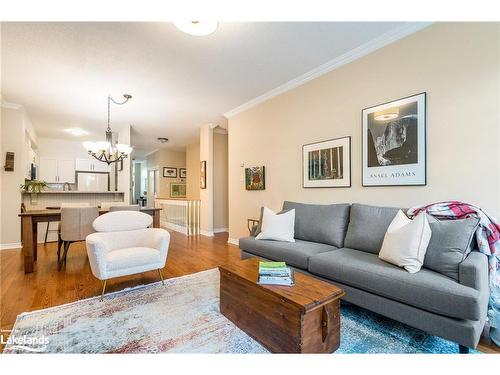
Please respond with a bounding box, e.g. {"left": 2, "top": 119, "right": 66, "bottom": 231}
{"left": 20, "top": 180, "right": 48, "bottom": 193}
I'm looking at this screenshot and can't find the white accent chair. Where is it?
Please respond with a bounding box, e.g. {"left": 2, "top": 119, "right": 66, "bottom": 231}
{"left": 85, "top": 211, "right": 170, "bottom": 301}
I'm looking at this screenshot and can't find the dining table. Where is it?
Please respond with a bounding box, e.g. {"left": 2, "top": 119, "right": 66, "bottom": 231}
{"left": 18, "top": 207, "right": 162, "bottom": 273}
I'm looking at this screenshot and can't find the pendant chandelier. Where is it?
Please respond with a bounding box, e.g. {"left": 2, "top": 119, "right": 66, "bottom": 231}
{"left": 83, "top": 94, "right": 133, "bottom": 164}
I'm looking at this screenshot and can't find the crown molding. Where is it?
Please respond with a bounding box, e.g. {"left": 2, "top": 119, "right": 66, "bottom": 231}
{"left": 1, "top": 100, "right": 23, "bottom": 110}
{"left": 143, "top": 148, "right": 160, "bottom": 158}
{"left": 224, "top": 22, "right": 433, "bottom": 119}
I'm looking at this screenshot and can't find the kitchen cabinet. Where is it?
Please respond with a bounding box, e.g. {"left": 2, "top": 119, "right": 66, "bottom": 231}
{"left": 76, "top": 158, "right": 111, "bottom": 172}
{"left": 39, "top": 157, "right": 75, "bottom": 183}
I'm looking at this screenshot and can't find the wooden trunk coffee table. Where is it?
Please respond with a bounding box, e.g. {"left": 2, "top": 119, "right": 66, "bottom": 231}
{"left": 219, "top": 258, "right": 345, "bottom": 353}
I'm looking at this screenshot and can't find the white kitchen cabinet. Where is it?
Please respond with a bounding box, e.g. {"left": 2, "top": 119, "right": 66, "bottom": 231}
{"left": 93, "top": 161, "right": 111, "bottom": 172}
{"left": 39, "top": 157, "right": 75, "bottom": 183}
{"left": 75, "top": 158, "right": 93, "bottom": 171}
{"left": 39, "top": 158, "right": 58, "bottom": 183}
{"left": 57, "top": 159, "right": 76, "bottom": 183}
{"left": 76, "top": 158, "right": 111, "bottom": 172}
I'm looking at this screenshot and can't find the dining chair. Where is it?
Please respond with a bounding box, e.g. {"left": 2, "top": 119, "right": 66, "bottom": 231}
{"left": 109, "top": 204, "right": 141, "bottom": 212}
{"left": 58, "top": 206, "right": 99, "bottom": 270}
{"left": 100, "top": 201, "right": 126, "bottom": 211}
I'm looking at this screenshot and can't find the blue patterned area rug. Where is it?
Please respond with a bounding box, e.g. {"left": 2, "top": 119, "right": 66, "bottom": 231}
{"left": 4, "top": 269, "right": 478, "bottom": 354}
{"left": 338, "top": 302, "right": 478, "bottom": 354}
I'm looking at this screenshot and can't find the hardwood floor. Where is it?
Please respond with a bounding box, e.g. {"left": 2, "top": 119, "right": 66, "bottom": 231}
{"left": 1, "top": 231, "right": 498, "bottom": 353}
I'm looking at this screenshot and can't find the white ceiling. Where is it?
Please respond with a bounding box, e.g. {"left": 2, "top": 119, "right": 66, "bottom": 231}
{"left": 1, "top": 22, "right": 423, "bottom": 158}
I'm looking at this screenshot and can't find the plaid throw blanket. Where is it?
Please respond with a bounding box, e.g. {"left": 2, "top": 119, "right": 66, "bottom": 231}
{"left": 407, "top": 201, "right": 500, "bottom": 286}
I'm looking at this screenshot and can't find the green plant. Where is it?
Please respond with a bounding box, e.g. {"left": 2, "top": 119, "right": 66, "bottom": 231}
{"left": 20, "top": 180, "right": 48, "bottom": 193}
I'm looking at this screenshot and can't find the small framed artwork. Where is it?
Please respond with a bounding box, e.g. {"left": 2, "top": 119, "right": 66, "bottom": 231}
{"left": 170, "top": 183, "right": 186, "bottom": 198}
{"left": 303, "top": 136, "right": 351, "bottom": 188}
{"left": 4, "top": 152, "right": 14, "bottom": 171}
{"left": 179, "top": 168, "right": 187, "bottom": 178}
{"left": 362, "top": 92, "right": 426, "bottom": 186}
{"left": 163, "top": 167, "right": 177, "bottom": 178}
{"left": 245, "top": 166, "right": 265, "bottom": 190}
{"left": 200, "top": 161, "right": 206, "bottom": 189}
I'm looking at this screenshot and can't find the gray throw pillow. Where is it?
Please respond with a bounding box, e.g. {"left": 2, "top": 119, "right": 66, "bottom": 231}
{"left": 424, "top": 215, "right": 480, "bottom": 280}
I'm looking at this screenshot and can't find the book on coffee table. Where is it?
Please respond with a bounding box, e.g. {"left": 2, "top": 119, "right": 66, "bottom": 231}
{"left": 258, "top": 261, "right": 295, "bottom": 286}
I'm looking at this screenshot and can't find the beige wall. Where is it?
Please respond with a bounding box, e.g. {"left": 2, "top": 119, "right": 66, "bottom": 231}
{"left": 199, "top": 124, "right": 214, "bottom": 234}
{"left": 213, "top": 132, "right": 228, "bottom": 230}
{"left": 1, "top": 107, "right": 29, "bottom": 247}
{"left": 146, "top": 148, "right": 186, "bottom": 198}
{"left": 228, "top": 23, "right": 500, "bottom": 241}
{"left": 186, "top": 142, "right": 200, "bottom": 200}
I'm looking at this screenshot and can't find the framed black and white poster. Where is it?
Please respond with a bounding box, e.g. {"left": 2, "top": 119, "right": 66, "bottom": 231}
{"left": 362, "top": 92, "right": 426, "bottom": 186}
{"left": 163, "top": 167, "right": 177, "bottom": 178}
{"left": 302, "top": 136, "right": 351, "bottom": 188}
{"left": 179, "top": 168, "right": 187, "bottom": 178}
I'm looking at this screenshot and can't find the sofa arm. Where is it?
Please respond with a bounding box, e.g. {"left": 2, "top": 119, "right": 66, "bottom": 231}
{"left": 459, "top": 251, "right": 488, "bottom": 291}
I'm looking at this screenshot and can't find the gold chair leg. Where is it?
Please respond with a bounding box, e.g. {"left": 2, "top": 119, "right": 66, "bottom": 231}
{"left": 158, "top": 269, "right": 165, "bottom": 285}
{"left": 100, "top": 280, "right": 107, "bottom": 302}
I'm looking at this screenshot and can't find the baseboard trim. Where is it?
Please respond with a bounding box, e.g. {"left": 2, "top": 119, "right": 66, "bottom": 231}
{"left": 227, "top": 238, "right": 239, "bottom": 246}
{"left": 213, "top": 227, "right": 229, "bottom": 233}
{"left": 200, "top": 230, "right": 214, "bottom": 237}
{"left": 0, "top": 242, "right": 22, "bottom": 250}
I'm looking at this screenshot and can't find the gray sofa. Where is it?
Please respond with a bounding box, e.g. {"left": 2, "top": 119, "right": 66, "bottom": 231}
{"left": 239, "top": 201, "right": 489, "bottom": 353}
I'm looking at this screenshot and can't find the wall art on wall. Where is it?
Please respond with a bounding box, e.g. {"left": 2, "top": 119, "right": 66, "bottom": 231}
{"left": 200, "top": 161, "right": 206, "bottom": 189}
{"left": 163, "top": 167, "right": 177, "bottom": 178}
{"left": 4, "top": 152, "right": 14, "bottom": 171}
{"left": 179, "top": 168, "right": 187, "bottom": 178}
{"left": 302, "top": 136, "right": 351, "bottom": 188}
{"left": 362, "top": 92, "right": 426, "bottom": 186}
{"left": 245, "top": 166, "right": 265, "bottom": 190}
{"left": 170, "top": 183, "right": 186, "bottom": 198}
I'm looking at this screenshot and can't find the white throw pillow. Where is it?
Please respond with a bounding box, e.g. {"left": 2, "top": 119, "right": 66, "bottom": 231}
{"left": 378, "top": 210, "right": 431, "bottom": 273}
{"left": 255, "top": 207, "right": 295, "bottom": 242}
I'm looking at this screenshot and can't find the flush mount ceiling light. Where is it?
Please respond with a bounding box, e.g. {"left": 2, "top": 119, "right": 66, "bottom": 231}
{"left": 174, "top": 21, "right": 218, "bottom": 36}
{"left": 83, "top": 94, "right": 133, "bottom": 165}
{"left": 374, "top": 107, "right": 400, "bottom": 121}
{"left": 65, "top": 128, "right": 88, "bottom": 136}
{"left": 157, "top": 137, "right": 169, "bottom": 143}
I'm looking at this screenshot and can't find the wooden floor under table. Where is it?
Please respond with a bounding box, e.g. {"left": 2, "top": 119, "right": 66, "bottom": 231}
{"left": 1, "top": 232, "right": 498, "bottom": 353}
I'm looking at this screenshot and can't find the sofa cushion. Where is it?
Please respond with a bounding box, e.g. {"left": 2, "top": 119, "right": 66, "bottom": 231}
{"left": 424, "top": 216, "right": 480, "bottom": 280}
{"left": 282, "top": 201, "right": 351, "bottom": 247}
{"left": 255, "top": 207, "right": 295, "bottom": 242}
{"left": 344, "top": 203, "right": 400, "bottom": 254}
{"left": 378, "top": 211, "right": 432, "bottom": 273}
{"left": 239, "top": 236, "right": 338, "bottom": 269}
{"left": 308, "top": 248, "right": 481, "bottom": 320}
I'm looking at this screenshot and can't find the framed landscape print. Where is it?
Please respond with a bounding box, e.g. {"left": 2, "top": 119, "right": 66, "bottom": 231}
{"left": 163, "top": 166, "right": 177, "bottom": 178}
{"left": 179, "top": 168, "right": 187, "bottom": 178}
{"left": 245, "top": 166, "right": 265, "bottom": 190}
{"left": 302, "top": 136, "right": 351, "bottom": 188}
{"left": 170, "top": 183, "right": 186, "bottom": 198}
{"left": 200, "top": 161, "right": 206, "bottom": 189}
{"left": 362, "top": 92, "right": 426, "bottom": 186}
